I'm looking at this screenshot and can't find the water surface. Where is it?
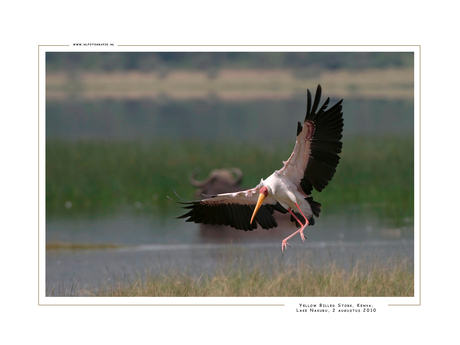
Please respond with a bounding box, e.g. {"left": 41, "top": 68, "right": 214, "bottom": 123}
{"left": 46, "top": 211, "right": 414, "bottom": 296}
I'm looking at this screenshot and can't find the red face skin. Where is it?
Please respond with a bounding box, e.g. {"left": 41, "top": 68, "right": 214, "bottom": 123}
{"left": 251, "top": 186, "right": 269, "bottom": 225}
{"left": 259, "top": 186, "right": 269, "bottom": 197}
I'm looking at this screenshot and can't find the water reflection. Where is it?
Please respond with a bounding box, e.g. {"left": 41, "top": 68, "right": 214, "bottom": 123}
{"left": 47, "top": 207, "right": 413, "bottom": 246}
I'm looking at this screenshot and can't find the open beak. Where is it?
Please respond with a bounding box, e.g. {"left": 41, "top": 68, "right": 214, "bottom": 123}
{"left": 250, "top": 193, "right": 266, "bottom": 224}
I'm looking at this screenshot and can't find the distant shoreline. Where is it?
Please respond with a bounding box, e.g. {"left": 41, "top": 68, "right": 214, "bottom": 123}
{"left": 46, "top": 68, "right": 414, "bottom": 101}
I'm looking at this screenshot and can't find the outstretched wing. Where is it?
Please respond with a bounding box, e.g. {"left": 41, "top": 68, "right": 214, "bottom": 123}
{"left": 177, "top": 185, "right": 287, "bottom": 231}
{"left": 277, "top": 84, "right": 344, "bottom": 195}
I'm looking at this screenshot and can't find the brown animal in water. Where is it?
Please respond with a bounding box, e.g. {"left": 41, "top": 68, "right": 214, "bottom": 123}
{"left": 190, "top": 168, "right": 243, "bottom": 199}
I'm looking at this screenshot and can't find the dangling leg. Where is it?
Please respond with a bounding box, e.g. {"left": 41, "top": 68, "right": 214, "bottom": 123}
{"left": 281, "top": 209, "right": 303, "bottom": 252}
{"left": 294, "top": 202, "right": 310, "bottom": 244}
{"left": 281, "top": 203, "right": 310, "bottom": 253}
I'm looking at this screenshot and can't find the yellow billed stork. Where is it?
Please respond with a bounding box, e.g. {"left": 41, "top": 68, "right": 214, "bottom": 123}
{"left": 177, "top": 85, "right": 343, "bottom": 252}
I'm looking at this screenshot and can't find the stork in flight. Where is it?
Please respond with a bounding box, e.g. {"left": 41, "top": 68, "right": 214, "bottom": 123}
{"left": 177, "top": 85, "right": 343, "bottom": 252}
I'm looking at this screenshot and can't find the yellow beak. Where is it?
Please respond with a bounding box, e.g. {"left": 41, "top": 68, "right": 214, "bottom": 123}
{"left": 250, "top": 193, "right": 266, "bottom": 224}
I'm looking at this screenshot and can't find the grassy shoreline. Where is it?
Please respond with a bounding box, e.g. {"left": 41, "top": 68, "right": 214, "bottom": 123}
{"left": 49, "top": 257, "right": 414, "bottom": 297}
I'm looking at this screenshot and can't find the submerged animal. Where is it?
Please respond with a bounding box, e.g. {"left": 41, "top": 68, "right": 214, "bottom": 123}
{"left": 189, "top": 168, "right": 243, "bottom": 198}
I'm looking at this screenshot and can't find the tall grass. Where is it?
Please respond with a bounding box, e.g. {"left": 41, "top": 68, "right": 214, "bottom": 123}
{"left": 46, "top": 136, "right": 414, "bottom": 222}
{"left": 81, "top": 255, "right": 413, "bottom": 297}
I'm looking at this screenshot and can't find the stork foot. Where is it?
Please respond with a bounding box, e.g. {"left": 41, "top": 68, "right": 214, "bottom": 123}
{"left": 299, "top": 221, "right": 309, "bottom": 244}
{"left": 281, "top": 239, "right": 291, "bottom": 253}
{"left": 300, "top": 229, "right": 307, "bottom": 244}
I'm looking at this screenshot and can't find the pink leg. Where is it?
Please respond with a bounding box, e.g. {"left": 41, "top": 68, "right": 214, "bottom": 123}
{"left": 287, "top": 208, "right": 304, "bottom": 227}
{"left": 281, "top": 204, "right": 310, "bottom": 253}
{"left": 294, "top": 203, "right": 309, "bottom": 243}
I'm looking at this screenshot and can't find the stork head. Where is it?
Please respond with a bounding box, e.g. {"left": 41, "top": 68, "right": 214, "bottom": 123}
{"left": 250, "top": 186, "right": 269, "bottom": 224}
{"left": 259, "top": 186, "right": 269, "bottom": 197}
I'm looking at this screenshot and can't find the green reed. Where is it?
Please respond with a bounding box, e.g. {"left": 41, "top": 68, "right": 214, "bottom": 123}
{"left": 46, "top": 136, "right": 414, "bottom": 222}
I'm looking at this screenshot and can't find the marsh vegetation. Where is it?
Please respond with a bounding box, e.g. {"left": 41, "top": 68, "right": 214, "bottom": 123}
{"left": 46, "top": 136, "right": 414, "bottom": 224}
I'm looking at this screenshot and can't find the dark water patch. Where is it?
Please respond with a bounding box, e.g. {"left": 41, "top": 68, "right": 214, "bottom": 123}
{"left": 46, "top": 206, "right": 414, "bottom": 248}
{"left": 46, "top": 98, "right": 414, "bottom": 142}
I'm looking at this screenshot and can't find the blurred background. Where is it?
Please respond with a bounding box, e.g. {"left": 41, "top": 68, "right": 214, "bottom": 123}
{"left": 45, "top": 52, "right": 414, "bottom": 295}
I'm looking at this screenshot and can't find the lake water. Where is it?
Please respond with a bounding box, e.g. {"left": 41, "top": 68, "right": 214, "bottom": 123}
{"left": 46, "top": 210, "right": 414, "bottom": 296}
{"left": 46, "top": 97, "right": 414, "bottom": 142}
{"left": 45, "top": 95, "right": 415, "bottom": 296}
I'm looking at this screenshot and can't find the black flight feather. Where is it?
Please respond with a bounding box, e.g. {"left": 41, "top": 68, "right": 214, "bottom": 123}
{"left": 299, "top": 85, "right": 344, "bottom": 195}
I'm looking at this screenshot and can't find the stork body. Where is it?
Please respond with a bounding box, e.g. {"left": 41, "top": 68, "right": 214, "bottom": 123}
{"left": 259, "top": 172, "right": 312, "bottom": 225}
{"left": 177, "top": 85, "right": 343, "bottom": 252}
